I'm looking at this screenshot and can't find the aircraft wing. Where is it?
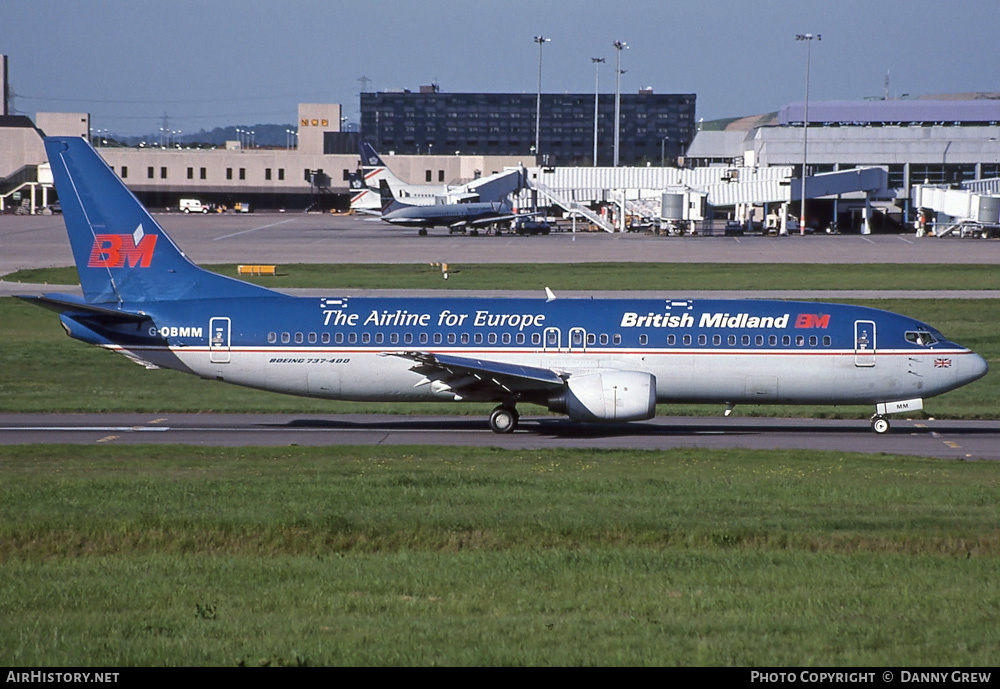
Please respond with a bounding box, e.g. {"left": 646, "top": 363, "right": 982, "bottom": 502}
{"left": 389, "top": 351, "right": 565, "bottom": 396}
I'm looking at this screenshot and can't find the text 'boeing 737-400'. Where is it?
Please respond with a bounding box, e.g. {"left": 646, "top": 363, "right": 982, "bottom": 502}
{"left": 20, "top": 137, "right": 988, "bottom": 434}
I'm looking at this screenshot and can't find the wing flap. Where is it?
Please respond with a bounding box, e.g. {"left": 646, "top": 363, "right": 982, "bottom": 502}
{"left": 389, "top": 351, "right": 565, "bottom": 396}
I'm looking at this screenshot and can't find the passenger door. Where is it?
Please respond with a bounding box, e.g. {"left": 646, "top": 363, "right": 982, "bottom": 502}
{"left": 854, "top": 320, "right": 876, "bottom": 367}
{"left": 210, "top": 317, "right": 231, "bottom": 363}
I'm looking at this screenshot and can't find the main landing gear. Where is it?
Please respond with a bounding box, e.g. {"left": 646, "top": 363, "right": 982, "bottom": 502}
{"left": 489, "top": 405, "right": 519, "bottom": 434}
{"left": 870, "top": 414, "right": 890, "bottom": 434}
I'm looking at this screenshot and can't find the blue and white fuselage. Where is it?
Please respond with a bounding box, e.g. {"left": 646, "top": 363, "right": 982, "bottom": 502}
{"left": 23, "top": 138, "right": 988, "bottom": 434}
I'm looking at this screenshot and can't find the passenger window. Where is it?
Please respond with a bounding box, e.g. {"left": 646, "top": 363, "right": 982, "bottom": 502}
{"left": 713, "top": 335, "right": 721, "bottom": 346}
{"left": 488, "top": 333, "right": 497, "bottom": 344}
{"left": 390, "top": 333, "right": 399, "bottom": 344}
{"left": 447, "top": 333, "right": 456, "bottom": 344}
{"left": 809, "top": 336, "right": 818, "bottom": 346}
{"left": 321, "top": 333, "right": 330, "bottom": 344}
{"left": 796, "top": 335, "right": 805, "bottom": 346}
{"left": 375, "top": 333, "right": 384, "bottom": 344}
{"left": 404, "top": 333, "right": 413, "bottom": 344}
{"left": 461, "top": 333, "right": 470, "bottom": 344}
{"left": 782, "top": 335, "right": 791, "bottom": 346}
{"left": 474, "top": 334, "right": 483, "bottom": 344}
{"left": 308, "top": 332, "right": 317, "bottom": 344}
{"left": 683, "top": 335, "right": 692, "bottom": 346}
{"left": 433, "top": 333, "right": 442, "bottom": 344}
{"left": 268, "top": 332, "right": 277, "bottom": 344}
{"left": 281, "top": 332, "right": 290, "bottom": 344}
{"left": 639, "top": 334, "right": 648, "bottom": 345}
{"left": 361, "top": 333, "right": 371, "bottom": 344}
{"left": 769, "top": 335, "right": 777, "bottom": 346}
{"left": 531, "top": 333, "right": 541, "bottom": 345}
{"left": 335, "top": 333, "right": 344, "bottom": 344}
{"left": 698, "top": 335, "right": 707, "bottom": 346}
{"left": 599, "top": 334, "right": 609, "bottom": 345}
{"left": 755, "top": 335, "right": 764, "bottom": 346}
{"left": 294, "top": 332, "right": 303, "bottom": 344}
{"left": 613, "top": 334, "right": 621, "bottom": 345}
{"left": 728, "top": 335, "right": 736, "bottom": 346}
{"left": 503, "top": 333, "right": 512, "bottom": 344}
{"left": 348, "top": 333, "right": 357, "bottom": 344}
{"left": 742, "top": 335, "right": 750, "bottom": 346}
{"left": 823, "top": 336, "right": 831, "bottom": 346}
{"left": 516, "top": 333, "right": 525, "bottom": 345}
{"left": 667, "top": 334, "right": 675, "bottom": 346}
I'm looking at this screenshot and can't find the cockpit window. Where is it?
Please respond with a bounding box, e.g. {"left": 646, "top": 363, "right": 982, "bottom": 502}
{"left": 905, "top": 330, "right": 938, "bottom": 347}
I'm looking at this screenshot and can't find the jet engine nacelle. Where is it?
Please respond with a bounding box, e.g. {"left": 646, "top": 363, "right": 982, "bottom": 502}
{"left": 549, "top": 371, "right": 657, "bottom": 422}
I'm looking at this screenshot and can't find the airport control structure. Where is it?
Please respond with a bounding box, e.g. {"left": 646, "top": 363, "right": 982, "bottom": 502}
{"left": 2, "top": 52, "right": 1000, "bottom": 236}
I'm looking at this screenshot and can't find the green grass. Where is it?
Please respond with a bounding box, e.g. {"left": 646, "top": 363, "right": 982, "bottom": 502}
{"left": 1, "top": 445, "right": 998, "bottom": 666}
{"left": 6, "top": 262, "right": 1000, "bottom": 291}
{"left": 1, "top": 296, "right": 995, "bottom": 418}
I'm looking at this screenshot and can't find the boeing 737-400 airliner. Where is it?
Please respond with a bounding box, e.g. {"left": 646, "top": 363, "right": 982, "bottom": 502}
{"left": 21, "top": 137, "right": 988, "bottom": 433}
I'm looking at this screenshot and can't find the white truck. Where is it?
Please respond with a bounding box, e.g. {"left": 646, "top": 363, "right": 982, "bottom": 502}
{"left": 179, "top": 198, "right": 208, "bottom": 214}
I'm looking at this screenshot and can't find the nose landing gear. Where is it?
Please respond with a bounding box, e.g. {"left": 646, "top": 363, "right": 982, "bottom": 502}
{"left": 870, "top": 414, "right": 890, "bottom": 434}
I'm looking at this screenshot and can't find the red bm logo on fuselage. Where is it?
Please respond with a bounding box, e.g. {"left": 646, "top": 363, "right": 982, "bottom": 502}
{"left": 88, "top": 233, "right": 157, "bottom": 268}
{"left": 795, "top": 313, "right": 830, "bottom": 328}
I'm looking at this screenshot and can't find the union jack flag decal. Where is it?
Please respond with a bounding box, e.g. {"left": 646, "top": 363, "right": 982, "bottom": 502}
{"left": 934, "top": 358, "right": 952, "bottom": 368}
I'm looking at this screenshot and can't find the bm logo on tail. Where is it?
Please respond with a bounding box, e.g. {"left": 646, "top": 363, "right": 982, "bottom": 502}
{"left": 87, "top": 224, "right": 157, "bottom": 268}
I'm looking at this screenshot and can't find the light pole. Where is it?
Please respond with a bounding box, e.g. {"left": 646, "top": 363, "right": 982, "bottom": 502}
{"left": 613, "top": 40, "right": 628, "bottom": 167}
{"left": 795, "top": 32, "right": 820, "bottom": 235}
{"left": 534, "top": 36, "right": 550, "bottom": 160}
{"left": 592, "top": 57, "right": 604, "bottom": 166}
{"left": 661, "top": 135, "right": 670, "bottom": 167}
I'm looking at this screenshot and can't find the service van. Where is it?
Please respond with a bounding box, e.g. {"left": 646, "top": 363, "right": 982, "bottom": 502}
{"left": 179, "top": 199, "right": 208, "bottom": 214}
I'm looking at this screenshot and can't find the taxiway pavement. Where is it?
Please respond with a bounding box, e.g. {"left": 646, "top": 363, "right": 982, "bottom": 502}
{"left": 3, "top": 212, "right": 1000, "bottom": 276}
{"left": 2, "top": 413, "right": 998, "bottom": 461}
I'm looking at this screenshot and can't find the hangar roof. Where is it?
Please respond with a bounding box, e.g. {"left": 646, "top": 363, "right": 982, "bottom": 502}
{"left": 779, "top": 99, "right": 1000, "bottom": 125}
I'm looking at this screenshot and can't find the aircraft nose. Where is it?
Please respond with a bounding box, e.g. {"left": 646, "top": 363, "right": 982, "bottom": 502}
{"left": 964, "top": 352, "right": 989, "bottom": 383}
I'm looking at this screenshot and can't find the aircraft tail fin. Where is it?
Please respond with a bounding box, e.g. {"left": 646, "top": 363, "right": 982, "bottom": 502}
{"left": 379, "top": 179, "right": 409, "bottom": 214}
{"left": 43, "top": 137, "right": 278, "bottom": 305}
{"left": 360, "top": 141, "right": 386, "bottom": 167}
{"left": 359, "top": 141, "right": 406, "bottom": 188}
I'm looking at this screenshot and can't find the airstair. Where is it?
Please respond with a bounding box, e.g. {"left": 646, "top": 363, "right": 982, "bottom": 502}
{"left": 527, "top": 178, "right": 616, "bottom": 232}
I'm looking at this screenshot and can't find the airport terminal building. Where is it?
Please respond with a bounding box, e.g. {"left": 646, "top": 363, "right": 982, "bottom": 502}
{"left": 0, "top": 102, "right": 529, "bottom": 213}
{"left": 360, "top": 86, "right": 697, "bottom": 167}
{"left": 685, "top": 98, "right": 1000, "bottom": 230}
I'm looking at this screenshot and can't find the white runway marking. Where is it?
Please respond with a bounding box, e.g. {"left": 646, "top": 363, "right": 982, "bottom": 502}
{"left": 213, "top": 219, "right": 296, "bottom": 240}
{"left": 8, "top": 426, "right": 170, "bottom": 432}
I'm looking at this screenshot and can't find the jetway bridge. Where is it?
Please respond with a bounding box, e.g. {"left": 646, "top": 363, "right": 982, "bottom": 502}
{"left": 912, "top": 184, "right": 1000, "bottom": 238}
{"left": 518, "top": 164, "right": 889, "bottom": 232}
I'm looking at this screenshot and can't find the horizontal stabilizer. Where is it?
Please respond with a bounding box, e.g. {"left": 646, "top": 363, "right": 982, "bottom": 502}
{"left": 16, "top": 294, "right": 150, "bottom": 322}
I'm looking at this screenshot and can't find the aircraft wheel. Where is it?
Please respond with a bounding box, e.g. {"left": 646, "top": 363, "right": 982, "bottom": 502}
{"left": 418, "top": 228, "right": 428, "bottom": 236}
{"left": 871, "top": 415, "right": 890, "bottom": 434}
{"left": 470, "top": 229, "right": 479, "bottom": 237}
{"left": 489, "top": 406, "right": 518, "bottom": 434}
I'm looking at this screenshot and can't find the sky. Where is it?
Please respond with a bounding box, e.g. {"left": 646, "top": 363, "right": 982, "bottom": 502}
{"left": 4, "top": 0, "right": 1000, "bottom": 137}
